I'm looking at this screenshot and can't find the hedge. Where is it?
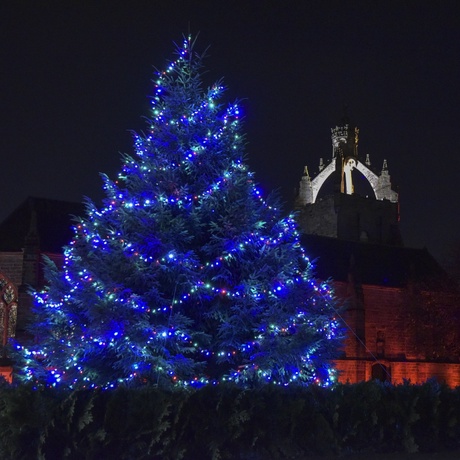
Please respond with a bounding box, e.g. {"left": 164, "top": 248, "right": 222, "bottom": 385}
{"left": 0, "top": 380, "right": 459, "bottom": 459}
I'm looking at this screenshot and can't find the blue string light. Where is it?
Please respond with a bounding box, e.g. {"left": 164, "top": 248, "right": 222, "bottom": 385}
{"left": 15, "top": 36, "right": 342, "bottom": 390}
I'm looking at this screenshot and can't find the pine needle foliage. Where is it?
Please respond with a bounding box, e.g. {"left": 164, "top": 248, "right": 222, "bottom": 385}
{"left": 15, "top": 35, "right": 342, "bottom": 389}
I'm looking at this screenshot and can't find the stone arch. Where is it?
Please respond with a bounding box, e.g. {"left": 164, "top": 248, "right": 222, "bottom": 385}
{"left": 311, "top": 160, "right": 379, "bottom": 203}
{"left": 371, "top": 363, "right": 390, "bottom": 382}
{"left": 310, "top": 160, "right": 337, "bottom": 203}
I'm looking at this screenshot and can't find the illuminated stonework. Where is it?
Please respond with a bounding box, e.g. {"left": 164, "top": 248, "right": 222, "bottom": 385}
{"left": 0, "top": 275, "right": 18, "bottom": 346}
{"left": 296, "top": 121, "right": 460, "bottom": 388}
{"left": 295, "top": 121, "right": 401, "bottom": 246}
{"left": 297, "top": 123, "right": 398, "bottom": 206}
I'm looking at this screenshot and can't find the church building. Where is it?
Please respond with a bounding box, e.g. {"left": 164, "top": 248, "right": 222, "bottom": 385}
{"left": 0, "top": 121, "right": 459, "bottom": 387}
{"left": 295, "top": 119, "right": 460, "bottom": 386}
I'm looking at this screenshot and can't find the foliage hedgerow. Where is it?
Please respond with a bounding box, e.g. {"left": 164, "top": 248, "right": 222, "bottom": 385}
{"left": 0, "top": 380, "right": 459, "bottom": 459}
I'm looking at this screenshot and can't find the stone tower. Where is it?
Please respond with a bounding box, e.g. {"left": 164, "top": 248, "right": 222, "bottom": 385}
{"left": 295, "top": 120, "right": 401, "bottom": 246}
{"left": 295, "top": 121, "right": 460, "bottom": 388}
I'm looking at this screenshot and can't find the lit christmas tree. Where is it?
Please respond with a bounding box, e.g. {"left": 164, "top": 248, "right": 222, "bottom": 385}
{"left": 17, "top": 36, "right": 342, "bottom": 389}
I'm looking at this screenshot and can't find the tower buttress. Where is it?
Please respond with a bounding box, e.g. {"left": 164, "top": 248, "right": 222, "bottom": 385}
{"left": 375, "top": 159, "right": 398, "bottom": 202}
{"left": 297, "top": 166, "right": 313, "bottom": 206}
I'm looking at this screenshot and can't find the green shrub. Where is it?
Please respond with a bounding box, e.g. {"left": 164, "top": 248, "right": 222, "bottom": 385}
{"left": 0, "top": 380, "right": 458, "bottom": 459}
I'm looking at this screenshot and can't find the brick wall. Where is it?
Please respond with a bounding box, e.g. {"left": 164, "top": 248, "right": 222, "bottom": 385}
{"left": 0, "top": 252, "right": 23, "bottom": 286}
{"left": 334, "top": 359, "right": 367, "bottom": 383}
{"left": 363, "top": 285, "right": 407, "bottom": 359}
{"left": 334, "top": 281, "right": 460, "bottom": 388}
{"left": 335, "top": 359, "right": 460, "bottom": 387}
{"left": 391, "top": 361, "right": 460, "bottom": 387}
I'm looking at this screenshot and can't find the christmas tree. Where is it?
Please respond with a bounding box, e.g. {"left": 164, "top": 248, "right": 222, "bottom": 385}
{"left": 17, "top": 36, "right": 342, "bottom": 389}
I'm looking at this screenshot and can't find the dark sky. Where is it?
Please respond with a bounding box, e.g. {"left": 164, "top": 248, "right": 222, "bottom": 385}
{"left": 2, "top": 1, "right": 460, "bottom": 264}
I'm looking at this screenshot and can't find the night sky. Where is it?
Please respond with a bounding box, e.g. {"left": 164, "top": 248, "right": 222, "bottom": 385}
{"left": 2, "top": 1, "right": 460, "bottom": 265}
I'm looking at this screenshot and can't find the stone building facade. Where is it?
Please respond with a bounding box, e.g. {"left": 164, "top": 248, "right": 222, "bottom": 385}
{"left": 296, "top": 120, "right": 460, "bottom": 387}
{"left": 0, "top": 121, "right": 459, "bottom": 387}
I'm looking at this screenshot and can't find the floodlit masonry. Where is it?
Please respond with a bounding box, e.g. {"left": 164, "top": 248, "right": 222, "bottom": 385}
{"left": 294, "top": 119, "right": 460, "bottom": 387}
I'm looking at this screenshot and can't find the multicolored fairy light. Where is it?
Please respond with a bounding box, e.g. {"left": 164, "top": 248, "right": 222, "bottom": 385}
{"left": 15, "top": 35, "right": 342, "bottom": 390}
